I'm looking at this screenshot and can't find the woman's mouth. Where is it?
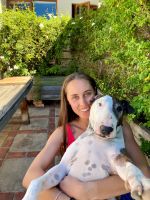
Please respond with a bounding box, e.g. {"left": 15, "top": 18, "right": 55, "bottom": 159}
{"left": 80, "top": 108, "right": 89, "bottom": 112}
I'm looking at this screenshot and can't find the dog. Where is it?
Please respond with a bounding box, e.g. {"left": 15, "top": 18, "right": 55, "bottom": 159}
{"left": 22, "top": 95, "right": 150, "bottom": 200}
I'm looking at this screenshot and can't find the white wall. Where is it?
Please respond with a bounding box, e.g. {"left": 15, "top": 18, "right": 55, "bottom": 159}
{"left": 0, "top": 0, "right": 6, "bottom": 13}
{"left": 57, "top": 0, "right": 100, "bottom": 17}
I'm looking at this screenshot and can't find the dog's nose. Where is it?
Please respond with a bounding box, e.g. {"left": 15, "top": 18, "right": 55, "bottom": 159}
{"left": 100, "top": 125, "right": 113, "bottom": 135}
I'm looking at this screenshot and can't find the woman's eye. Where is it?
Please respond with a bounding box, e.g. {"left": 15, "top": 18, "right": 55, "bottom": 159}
{"left": 85, "top": 92, "right": 92, "bottom": 96}
{"left": 72, "top": 96, "right": 79, "bottom": 100}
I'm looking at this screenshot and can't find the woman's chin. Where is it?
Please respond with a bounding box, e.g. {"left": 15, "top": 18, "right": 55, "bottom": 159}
{"left": 80, "top": 111, "right": 90, "bottom": 119}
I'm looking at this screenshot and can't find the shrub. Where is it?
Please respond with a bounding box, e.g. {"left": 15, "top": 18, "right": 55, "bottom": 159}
{"left": 0, "top": 9, "right": 70, "bottom": 76}
{"left": 66, "top": 0, "right": 150, "bottom": 127}
{"left": 140, "top": 136, "right": 150, "bottom": 158}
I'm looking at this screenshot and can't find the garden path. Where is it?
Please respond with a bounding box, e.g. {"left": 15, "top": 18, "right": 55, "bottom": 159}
{"left": 0, "top": 101, "right": 60, "bottom": 200}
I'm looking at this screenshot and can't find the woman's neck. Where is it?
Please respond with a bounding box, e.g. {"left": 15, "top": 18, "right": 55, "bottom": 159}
{"left": 75, "top": 118, "right": 89, "bottom": 131}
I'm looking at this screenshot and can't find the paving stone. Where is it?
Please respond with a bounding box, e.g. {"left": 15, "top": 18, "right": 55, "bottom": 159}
{"left": 29, "top": 106, "right": 49, "bottom": 117}
{"left": 9, "top": 133, "right": 48, "bottom": 152}
{"left": 55, "top": 106, "right": 60, "bottom": 127}
{"left": 55, "top": 107, "right": 60, "bottom": 117}
{"left": 0, "top": 158, "right": 34, "bottom": 192}
{"left": 20, "top": 118, "right": 49, "bottom": 130}
{"left": 0, "top": 135, "right": 7, "bottom": 147}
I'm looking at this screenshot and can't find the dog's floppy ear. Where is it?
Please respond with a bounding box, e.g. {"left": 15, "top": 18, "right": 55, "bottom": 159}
{"left": 90, "top": 93, "right": 103, "bottom": 103}
{"left": 120, "top": 100, "right": 134, "bottom": 114}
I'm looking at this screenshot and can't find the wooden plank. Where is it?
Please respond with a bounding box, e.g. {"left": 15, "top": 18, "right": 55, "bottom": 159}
{"left": 0, "top": 76, "right": 32, "bottom": 85}
{"left": 0, "top": 85, "right": 25, "bottom": 119}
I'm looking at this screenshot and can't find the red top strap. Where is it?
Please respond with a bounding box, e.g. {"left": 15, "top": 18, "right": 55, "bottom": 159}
{"left": 66, "top": 124, "right": 75, "bottom": 147}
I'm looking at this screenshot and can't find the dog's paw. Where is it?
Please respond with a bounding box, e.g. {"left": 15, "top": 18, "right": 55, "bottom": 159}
{"left": 22, "top": 191, "right": 38, "bottom": 200}
{"left": 22, "top": 180, "right": 39, "bottom": 200}
{"left": 131, "top": 190, "right": 142, "bottom": 200}
{"left": 130, "top": 177, "right": 150, "bottom": 200}
{"left": 22, "top": 189, "right": 37, "bottom": 200}
{"left": 131, "top": 189, "right": 150, "bottom": 200}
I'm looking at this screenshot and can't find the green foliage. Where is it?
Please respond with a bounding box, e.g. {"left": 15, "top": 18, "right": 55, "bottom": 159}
{"left": 42, "top": 62, "right": 78, "bottom": 76}
{"left": 0, "top": 9, "right": 70, "bottom": 76}
{"left": 0, "top": 1, "right": 150, "bottom": 126}
{"left": 140, "top": 136, "right": 150, "bottom": 158}
{"left": 65, "top": 0, "right": 150, "bottom": 127}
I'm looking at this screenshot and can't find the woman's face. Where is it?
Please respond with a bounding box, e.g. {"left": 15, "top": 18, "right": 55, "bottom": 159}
{"left": 66, "top": 79, "right": 95, "bottom": 120}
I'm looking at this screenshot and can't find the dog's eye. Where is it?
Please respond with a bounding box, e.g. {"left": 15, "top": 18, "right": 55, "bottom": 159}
{"left": 99, "top": 103, "right": 102, "bottom": 106}
{"left": 116, "top": 106, "right": 122, "bottom": 112}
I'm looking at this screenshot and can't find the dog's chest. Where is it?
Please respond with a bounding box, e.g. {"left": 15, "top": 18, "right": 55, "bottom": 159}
{"left": 68, "top": 135, "right": 124, "bottom": 181}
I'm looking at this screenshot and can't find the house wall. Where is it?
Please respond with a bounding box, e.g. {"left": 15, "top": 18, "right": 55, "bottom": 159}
{"left": 0, "top": 0, "right": 6, "bottom": 13}
{"left": 57, "top": 0, "right": 99, "bottom": 17}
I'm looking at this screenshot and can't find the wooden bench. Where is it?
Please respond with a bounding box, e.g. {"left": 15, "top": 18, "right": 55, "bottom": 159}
{"left": 0, "top": 76, "right": 33, "bottom": 132}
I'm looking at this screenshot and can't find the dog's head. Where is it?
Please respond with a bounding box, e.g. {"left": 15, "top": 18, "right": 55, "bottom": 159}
{"left": 89, "top": 95, "right": 133, "bottom": 139}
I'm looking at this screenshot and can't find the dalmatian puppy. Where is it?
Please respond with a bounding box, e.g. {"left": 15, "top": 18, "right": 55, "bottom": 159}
{"left": 22, "top": 95, "right": 150, "bottom": 200}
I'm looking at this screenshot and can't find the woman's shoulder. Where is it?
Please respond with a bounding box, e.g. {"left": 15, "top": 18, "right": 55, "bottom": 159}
{"left": 47, "top": 126, "right": 64, "bottom": 146}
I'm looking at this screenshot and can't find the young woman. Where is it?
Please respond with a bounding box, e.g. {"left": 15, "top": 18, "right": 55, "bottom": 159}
{"left": 22, "top": 72, "right": 150, "bottom": 200}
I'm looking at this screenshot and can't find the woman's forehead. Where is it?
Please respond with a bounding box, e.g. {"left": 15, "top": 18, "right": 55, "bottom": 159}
{"left": 66, "top": 79, "right": 93, "bottom": 95}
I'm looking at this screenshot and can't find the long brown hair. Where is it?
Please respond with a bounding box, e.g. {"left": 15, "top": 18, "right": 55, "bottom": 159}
{"left": 58, "top": 72, "right": 97, "bottom": 151}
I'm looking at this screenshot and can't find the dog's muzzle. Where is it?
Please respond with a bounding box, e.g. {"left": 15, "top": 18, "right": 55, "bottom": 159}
{"left": 100, "top": 125, "right": 113, "bottom": 137}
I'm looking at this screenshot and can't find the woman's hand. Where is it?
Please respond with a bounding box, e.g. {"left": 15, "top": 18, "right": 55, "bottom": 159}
{"left": 60, "top": 175, "right": 89, "bottom": 200}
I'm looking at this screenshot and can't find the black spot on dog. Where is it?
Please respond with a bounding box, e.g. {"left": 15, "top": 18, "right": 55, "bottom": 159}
{"left": 85, "top": 160, "right": 90, "bottom": 165}
{"left": 91, "top": 163, "right": 97, "bottom": 168}
{"left": 82, "top": 172, "right": 92, "bottom": 177}
{"left": 54, "top": 174, "right": 60, "bottom": 180}
{"left": 102, "top": 164, "right": 110, "bottom": 172}
{"left": 88, "top": 167, "right": 92, "bottom": 171}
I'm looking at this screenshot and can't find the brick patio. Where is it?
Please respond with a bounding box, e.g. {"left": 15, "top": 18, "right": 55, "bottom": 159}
{"left": 0, "top": 101, "right": 60, "bottom": 200}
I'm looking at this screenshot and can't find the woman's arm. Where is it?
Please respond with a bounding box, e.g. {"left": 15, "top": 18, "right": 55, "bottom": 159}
{"left": 60, "top": 175, "right": 128, "bottom": 200}
{"left": 22, "top": 127, "right": 70, "bottom": 200}
{"left": 122, "top": 119, "right": 150, "bottom": 178}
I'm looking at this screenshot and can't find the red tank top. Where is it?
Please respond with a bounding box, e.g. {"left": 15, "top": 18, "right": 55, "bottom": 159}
{"left": 66, "top": 124, "right": 75, "bottom": 147}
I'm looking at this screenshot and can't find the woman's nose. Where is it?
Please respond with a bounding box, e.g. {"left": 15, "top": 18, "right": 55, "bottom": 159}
{"left": 80, "top": 97, "right": 88, "bottom": 106}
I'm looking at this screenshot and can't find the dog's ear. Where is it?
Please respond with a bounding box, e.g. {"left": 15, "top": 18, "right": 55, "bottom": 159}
{"left": 90, "top": 93, "right": 103, "bottom": 103}
{"left": 120, "top": 100, "right": 134, "bottom": 114}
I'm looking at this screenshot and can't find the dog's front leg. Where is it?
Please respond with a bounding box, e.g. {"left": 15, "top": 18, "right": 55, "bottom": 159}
{"left": 111, "top": 154, "right": 150, "bottom": 200}
{"left": 22, "top": 163, "right": 67, "bottom": 200}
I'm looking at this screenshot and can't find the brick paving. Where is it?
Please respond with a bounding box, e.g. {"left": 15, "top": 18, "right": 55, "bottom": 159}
{"left": 0, "top": 101, "right": 60, "bottom": 200}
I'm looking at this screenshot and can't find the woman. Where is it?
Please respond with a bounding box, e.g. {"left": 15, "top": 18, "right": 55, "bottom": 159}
{"left": 23, "top": 72, "right": 150, "bottom": 200}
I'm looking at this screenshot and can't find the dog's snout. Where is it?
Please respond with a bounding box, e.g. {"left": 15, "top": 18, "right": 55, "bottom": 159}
{"left": 100, "top": 125, "right": 113, "bottom": 135}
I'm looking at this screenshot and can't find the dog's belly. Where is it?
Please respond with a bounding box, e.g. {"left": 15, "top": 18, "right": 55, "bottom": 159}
{"left": 68, "top": 136, "right": 124, "bottom": 182}
{"left": 68, "top": 154, "right": 110, "bottom": 181}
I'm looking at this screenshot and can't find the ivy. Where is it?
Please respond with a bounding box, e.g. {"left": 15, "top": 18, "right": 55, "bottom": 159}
{"left": 66, "top": 0, "right": 150, "bottom": 127}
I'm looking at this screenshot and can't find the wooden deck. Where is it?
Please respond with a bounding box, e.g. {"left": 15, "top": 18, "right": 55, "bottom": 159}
{"left": 0, "top": 76, "right": 33, "bottom": 132}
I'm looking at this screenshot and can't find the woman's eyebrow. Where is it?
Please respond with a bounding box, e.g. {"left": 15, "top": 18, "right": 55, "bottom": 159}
{"left": 70, "top": 94, "right": 78, "bottom": 97}
{"left": 70, "top": 90, "right": 93, "bottom": 96}
{"left": 84, "top": 89, "right": 93, "bottom": 93}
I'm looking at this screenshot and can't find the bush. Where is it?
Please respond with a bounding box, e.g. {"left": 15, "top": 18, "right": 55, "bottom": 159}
{"left": 140, "top": 136, "right": 150, "bottom": 158}
{"left": 66, "top": 0, "right": 150, "bottom": 127}
{"left": 0, "top": 9, "right": 70, "bottom": 76}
